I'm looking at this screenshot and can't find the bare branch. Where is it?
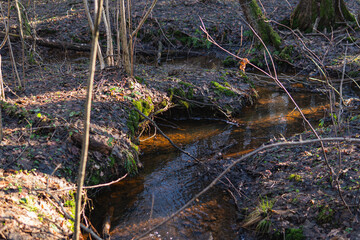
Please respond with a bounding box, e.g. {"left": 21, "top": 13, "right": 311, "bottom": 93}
{"left": 131, "top": 0, "right": 158, "bottom": 39}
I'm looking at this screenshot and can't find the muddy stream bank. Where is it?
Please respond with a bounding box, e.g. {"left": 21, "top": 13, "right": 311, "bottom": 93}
{"left": 90, "top": 82, "right": 328, "bottom": 239}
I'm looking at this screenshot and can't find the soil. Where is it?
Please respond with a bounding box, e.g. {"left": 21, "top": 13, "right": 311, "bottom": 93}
{"left": 0, "top": 0, "right": 359, "bottom": 239}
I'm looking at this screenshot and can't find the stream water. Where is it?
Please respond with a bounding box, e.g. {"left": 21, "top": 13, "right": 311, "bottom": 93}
{"left": 91, "top": 82, "right": 329, "bottom": 239}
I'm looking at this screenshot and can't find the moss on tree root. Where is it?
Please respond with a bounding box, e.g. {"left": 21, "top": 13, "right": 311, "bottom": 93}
{"left": 248, "top": 0, "right": 281, "bottom": 49}
{"left": 127, "top": 97, "right": 154, "bottom": 136}
{"left": 290, "top": 0, "right": 355, "bottom": 32}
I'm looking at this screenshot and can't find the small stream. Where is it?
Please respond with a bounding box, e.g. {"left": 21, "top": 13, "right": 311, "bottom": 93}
{"left": 92, "top": 82, "right": 328, "bottom": 239}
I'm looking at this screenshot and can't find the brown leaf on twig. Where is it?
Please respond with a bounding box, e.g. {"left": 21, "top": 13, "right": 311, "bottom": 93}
{"left": 239, "top": 58, "right": 250, "bottom": 72}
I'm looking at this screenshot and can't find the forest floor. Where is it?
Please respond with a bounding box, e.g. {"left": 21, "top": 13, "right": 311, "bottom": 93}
{"left": 0, "top": 0, "right": 360, "bottom": 239}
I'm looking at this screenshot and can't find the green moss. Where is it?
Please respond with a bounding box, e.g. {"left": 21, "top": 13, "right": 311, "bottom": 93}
{"left": 174, "top": 88, "right": 186, "bottom": 98}
{"left": 179, "top": 81, "right": 194, "bottom": 88}
{"left": 223, "top": 56, "right": 237, "bottom": 67}
{"left": 126, "top": 97, "right": 154, "bottom": 136}
{"left": 317, "top": 205, "right": 334, "bottom": 224}
{"left": 127, "top": 109, "right": 140, "bottom": 136}
{"left": 134, "top": 76, "right": 146, "bottom": 84}
{"left": 1, "top": 101, "right": 29, "bottom": 119}
{"left": 160, "top": 99, "right": 168, "bottom": 107}
{"left": 273, "top": 228, "right": 305, "bottom": 240}
{"left": 123, "top": 149, "right": 138, "bottom": 175}
{"left": 293, "top": 0, "right": 355, "bottom": 32}
{"left": 289, "top": 174, "right": 302, "bottom": 182}
{"left": 211, "top": 81, "right": 236, "bottom": 97}
{"left": 141, "top": 97, "right": 154, "bottom": 117}
{"left": 249, "top": 0, "right": 281, "bottom": 49}
{"left": 284, "top": 228, "right": 305, "bottom": 240}
{"left": 131, "top": 142, "right": 139, "bottom": 153}
{"left": 170, "top": 29, "right": 211, "bottom": 49}
{"left": 179, "top": 100, "right": 190, "bottom": 109}
{"left": 278, "top": 45, "right": 294, "bottom": 62}
{"left": 168, "top": 81, "right": 195, "bottom": 110}
{"left": 186, "top": 88, "right": 194, "bottom": 99}
{"left": 256, "top": 219, "right": 271, "bottom": 234}
{"left": 109, "top": 156, "right": 116, "bottom": 167}
{"left": 90, "top": 174, "right": 101, "bottom": 185}
{"left": 340, "top": 2, "right": 356, "bottom": 22}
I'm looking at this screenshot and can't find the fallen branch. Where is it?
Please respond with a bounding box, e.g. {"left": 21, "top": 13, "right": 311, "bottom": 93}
{"left": 0, "top": 31, "right": 91, "bottom": 51}
{"left": 134, "top": 137, "right": 360, "bottom": 240}
{"left": 134, "top": 108, "right": 200, "bottom": 162}
{"left": 37, "top": 174, "right": 128, "bottom": 192}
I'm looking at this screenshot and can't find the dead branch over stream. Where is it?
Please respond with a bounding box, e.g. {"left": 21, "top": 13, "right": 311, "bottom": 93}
{"left": 134, "top": 108, "right": 200, "bottom": 162}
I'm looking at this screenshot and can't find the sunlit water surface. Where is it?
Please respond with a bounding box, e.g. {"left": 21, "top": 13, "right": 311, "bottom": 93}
{"left": 92, "top": 85, "right": 328, "bottom": 240}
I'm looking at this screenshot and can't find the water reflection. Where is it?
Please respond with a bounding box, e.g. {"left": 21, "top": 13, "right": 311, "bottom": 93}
{"left": 228, "top": 87, "right": 327, "bottom": 156}
{"left": 93, "top": 87, "right": 328, "bottom": 239}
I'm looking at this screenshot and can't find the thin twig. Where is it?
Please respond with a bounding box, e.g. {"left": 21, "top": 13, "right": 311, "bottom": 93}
{"left": 38, "top": 174, "right": 128, "bottom": 192}
{"left": 83, "top": 174, "right": 127, "bottom": 189}
{"left": 149, "top": 193, "right": 154, "bottom": 220}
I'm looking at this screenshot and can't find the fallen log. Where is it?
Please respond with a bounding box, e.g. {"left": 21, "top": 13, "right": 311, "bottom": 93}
{"left": 71, "top": 132, "right": 112, "bottom": 155}
{"left": 0, "top": 31, "right": 92, "bottom": 51}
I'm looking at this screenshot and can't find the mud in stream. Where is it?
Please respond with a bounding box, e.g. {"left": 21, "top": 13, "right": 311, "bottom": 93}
{"left": 91, "top": 86, "right": 328, "bottom": 240}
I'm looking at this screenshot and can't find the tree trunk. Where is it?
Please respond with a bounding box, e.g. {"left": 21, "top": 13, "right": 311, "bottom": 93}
{"left": 119, "top": 0, "right": 131, "bottom": 75}
{"left": 73, "top": 0, "right": 103, "bottom": 239}
{"left": 83, "top": 0, "right": 106, "bottom": 69}
{"left": 290, "top": 0, "right": 355, "bottom": 32}
{"left": 0, "top": 55, "right": 3, "bottom": 142}
{"left": 103, "top": 0, "right": 115, "bottom": 66}
{"left": 238, "top": 0, "right": 281, "bottom": 49}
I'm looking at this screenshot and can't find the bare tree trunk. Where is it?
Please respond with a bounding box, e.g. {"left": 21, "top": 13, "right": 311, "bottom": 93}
{"left": 103, "top": 0, "right": 114, "bottom": 66}
{"left": 0, "top": 1, "right": 9, "bottom": 143}
{"left": 116, "top": 1, "right": 121, "bottom": 66}
{"left": 105, "top": 0, "right": 114, "bottom": 65}
{"left": 0, "top": 1, "right": 22, "bottom": 88}
{"left": 102, "top": 8, "right": 114, "bottom": 66}
{"left": 0, "top": 56, "right": 4, "bottom": 99}
{"left": 7, "top": 36, "right": 22, "bottom": 88}
{"left": 0, "top": 55, "right": 3, "bottom": 142}
{"left": 290, "top": 0, "right": 355, "bottom": 32}
{"left": 0, "top": 103, "right": 2, "bottom": 142}
{"left": 119, "top": 0, "right": 131, "bottom": 75}
{"left": 14, "top": 0, "right": 26, "bottom": 81}
{"left": 73, "top": 0, "right": 103, "bottom": 239}
{"left": 83, "top": 0, "right": 106, "bottom": 70}
{"left": 238, "top": 0, "right": 281, "bottom": 49}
